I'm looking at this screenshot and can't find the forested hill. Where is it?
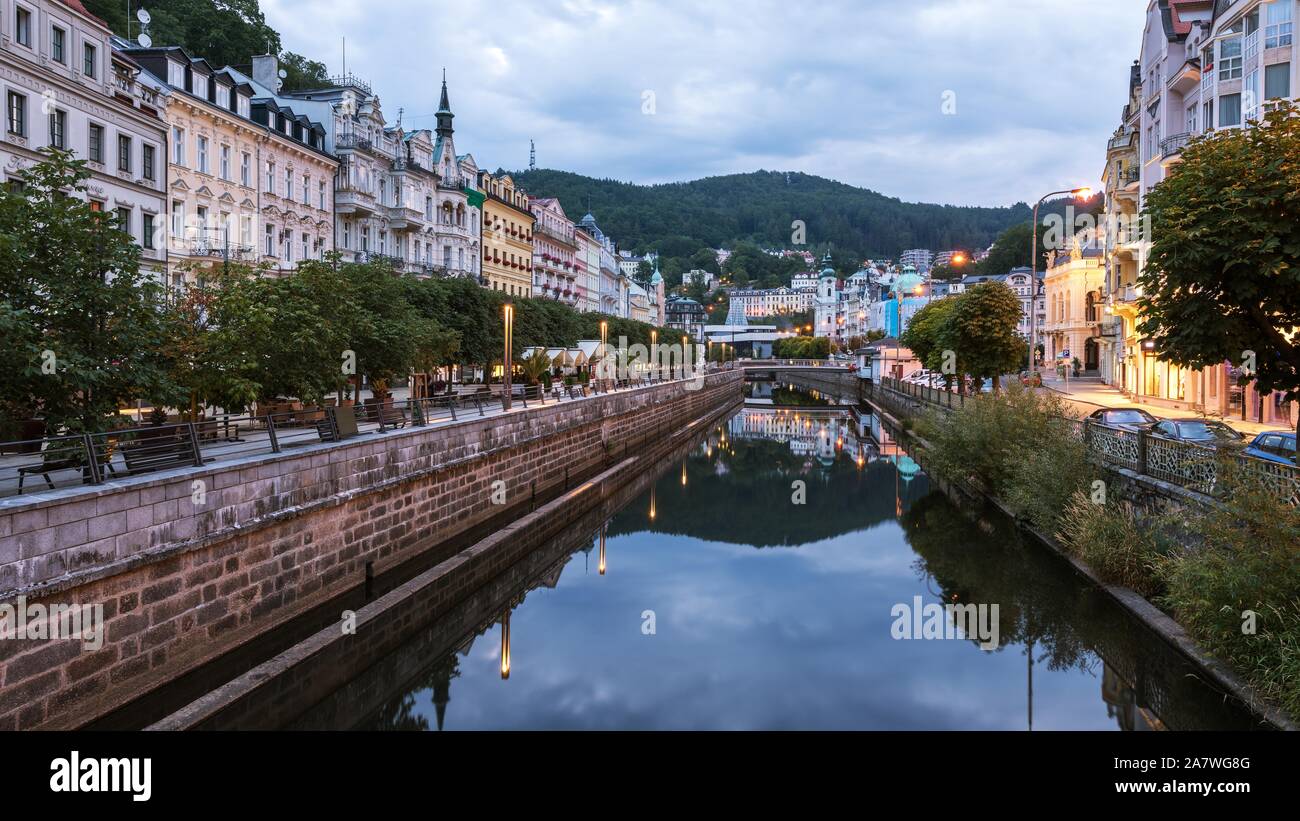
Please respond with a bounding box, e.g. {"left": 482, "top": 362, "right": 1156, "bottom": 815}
{"left": 509, "top": 169, "right": 1034, "bottom": 259}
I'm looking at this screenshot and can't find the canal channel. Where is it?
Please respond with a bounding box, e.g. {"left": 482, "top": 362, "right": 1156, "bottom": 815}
{"left": 178, "top": 379, "right": 1265, "bottom": 731}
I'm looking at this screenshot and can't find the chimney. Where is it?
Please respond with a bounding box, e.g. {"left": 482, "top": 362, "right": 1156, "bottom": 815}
{"left": 252, "top": 54, "right": 279, "bottom": 92}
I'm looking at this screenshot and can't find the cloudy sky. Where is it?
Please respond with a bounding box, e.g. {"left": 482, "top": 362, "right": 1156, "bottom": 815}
{"left": 263, "top": 0, "right": 1146, "bottom": 208}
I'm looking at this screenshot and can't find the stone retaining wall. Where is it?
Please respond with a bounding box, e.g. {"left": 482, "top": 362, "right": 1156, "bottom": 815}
{"left": 0, "top": 372, "right": 742, "bottom": 729}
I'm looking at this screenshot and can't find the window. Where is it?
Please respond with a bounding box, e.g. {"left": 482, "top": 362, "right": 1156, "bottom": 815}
{"left": 83, "top": 43, "right": 96, "bottom": 79}
{"left": 319, "top": 180, "right": 326, "bottom": 210}
{"left": 171, "top": 201, "right": 184, "bottom": 238}
{"left": 1266, "top": 62, "right": 1291, "bottom": 99}
{"left": 241, "top": 152, "right": 251, "bottom": 187}
{"left": 143, "top": 213, "right": 156, "bottom": 250}
{"left": 142, "top": 144, "right": 156, "bottom": 180}
{"left": 283, "top": 230, "right": 292, "bottom": 263}
{"left": 342, "top": 221, "right": 351, "bottom": 249}
{"left": 265, "top": 224, "right": 275, "bottom": 257}
{"left": 301, "top": 233, "right": 309, "bottom": 260}
{"left": 265, "top": 161, "right": 275, "bottom": 194}
{"left": 1245, "top": 69, "right": 1261, "bottom": 119}
{"left": 192, "top": 74, "right": 207, "bottom": 100}
{"left": 220, "top": 145, "right": 230, "bottom": 180}
{"left": 285, "top": 168, "right": 293, "bottom": 200}
{"left": 172, "top": 127, "right": 185, "bottom": 166}
{"left": 1220, "top": 92, "right": 1242, "bottom": 127}
{"left": 196, "top": 136, "right": 209, "bottom": 174}
{"left": 48, "top": 109, "right": 66, "bottom": 149}
{"left": 1266, "top": 0, "right": 1293, "bottom": 49}
{"left": 302, "top": 174, "right": 309, "bottom": 205}
{"left": 1186, "top": 103, "right": 1197, "bottom": 134}
{"left": 240, "top": 215, "right": 252, "bottom": 246}
{"left": 88, "top": 124, "right": 104, "bottom": 163}
{"left": 1219, "top": 35, "right": 1243, "bottom": 80}
{"left": 1203, "top": 100, "right": 1214, "bottom": 133}
{"left": 51, "top": 27, "right": 65, "bottom": 63}
{"left": 115, "top": 206, "right": 131, "bottom": 235}
{"left": 237, "top": 95, "right": 249, "bottom": 118}
{"left": 7, "top": 92, "right": 25, "bottom": 137}
{"left": 15, "top": 7, "right": 30, "bottom": 48}
{"left": 118, "top": 134, "right": 131, "bottom": 172}
{"left": 425, "top": 196, "right": 433, "bottom": 221}
{"left": 167, "top": 61, "right": 184, "bottom": 89}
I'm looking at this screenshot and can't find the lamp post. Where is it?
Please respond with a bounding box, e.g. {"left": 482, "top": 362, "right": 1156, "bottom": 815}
{"left": 599, "top": 319, "right": 608, "bottom": 389}
{"left": 682, "top": 334, "right": 689, "bottom": 378}
{"left": 651, "top": 329, "right": 658, "bottom": 381}
{"left": 502, "top": 302, "right": 514, "bottom": 411}
{"left": 1029, "top": 187, "right": 1092, "bottom": 378}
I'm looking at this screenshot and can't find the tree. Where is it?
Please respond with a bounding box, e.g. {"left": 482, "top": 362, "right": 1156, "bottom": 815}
{"left": 518, "top": 349, "right": 552, "bottom": 385}
{"left": 941, "top": 283, "right": 1024, "bottom": 392}
{"left": 0, "top": 151, "right": 174, "bottom": 434}
{"left": 1139, "top": 104, "right": 1300, "bottom": 441}
{"left": 900, "top": 297, "right": 958, "bottom": 381}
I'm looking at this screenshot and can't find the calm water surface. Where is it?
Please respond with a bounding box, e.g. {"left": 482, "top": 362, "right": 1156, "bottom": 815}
{"left": 294, "top": 392, "right": 1263, "bottom": 731}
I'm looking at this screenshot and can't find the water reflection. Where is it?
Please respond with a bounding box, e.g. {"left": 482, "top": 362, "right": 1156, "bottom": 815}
{"left": 292, "top": 396, "right": 1264, "bottom": 731}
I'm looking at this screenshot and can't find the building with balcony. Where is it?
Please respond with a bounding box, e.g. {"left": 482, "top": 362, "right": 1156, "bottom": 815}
{"left": 899, "top": 249, "right": 933, "bottom": 273}
{"left": 1, "top": 3, "right": 169, "bottom": 281}
{"left": 573, "top": 222, "right": 601, "bottom": 313}
{"left": 665, "top": 296, "right": 706, "bottom": 341}
{"left": 529, "top": 196, "right": 581, "bottom": 307}
{"left": 123, "top": 46, "right": 338, "bottom": 284}
{"left": 479, "top": 170, "right": 533, "bottom": 296}
{"left": 576, "top": 211, "right": 627, "bottom": 316}
{"left": 272, "top": 68, "right": 479, "bottom": 279}
{"left": 728, "top": 286, "right": 812, "bottom": 319}
{"left": 1043, "top": 234, "right": 1106, "bottom": 375}
{"left": 1101, "top": 0, "right": 1299, "bottom": 427}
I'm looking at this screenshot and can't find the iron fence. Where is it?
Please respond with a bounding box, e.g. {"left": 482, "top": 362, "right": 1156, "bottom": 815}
{"left": 0, "top": 377, "right": 684, "bottom": 500}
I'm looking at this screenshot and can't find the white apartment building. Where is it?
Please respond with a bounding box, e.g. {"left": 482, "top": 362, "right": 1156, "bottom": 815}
{"left": 276, "top": 67, "right": 480, "bottom": 279}
{"left": 729, "top": 286, "right": 812, "bottom": 318}
{"left": 1, "top": 1, "right": 168, "bottom": 279}
{"left": 1103, "top": 0, "right": 1298, "bottom": 428}
{"left": 899, "top": 249, "right": 933, "bottom": 272}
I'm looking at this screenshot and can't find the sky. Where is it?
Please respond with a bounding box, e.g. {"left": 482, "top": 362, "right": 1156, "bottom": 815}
{"left": 263, "top": 0, "right": 1148, "bottom": 208}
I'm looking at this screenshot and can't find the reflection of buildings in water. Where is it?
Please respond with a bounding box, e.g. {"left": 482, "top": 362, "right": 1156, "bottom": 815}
{"left": 727, "top": 409, "right": 862, "bottom": 464}
{"left": 1101, "top": 663, "right": 1166, "bottom": 731}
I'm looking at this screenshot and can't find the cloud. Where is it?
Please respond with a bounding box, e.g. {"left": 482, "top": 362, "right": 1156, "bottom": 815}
{"left": 263, "top": 0, "right": 1145, "bottom": 206}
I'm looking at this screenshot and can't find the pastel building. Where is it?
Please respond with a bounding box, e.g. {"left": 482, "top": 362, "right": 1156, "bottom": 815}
{"left": 2, "top": 2, "right": 169, "bottom": 280}
{"left": 479, "top": 170, "right": 533, "bottom": 297}
{"left": 529, "top": 196, "right": 581, "bottom": 306}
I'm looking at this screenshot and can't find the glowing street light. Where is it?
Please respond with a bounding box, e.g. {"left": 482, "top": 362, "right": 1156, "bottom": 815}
{"left": 1029, "top": 187, "right": 1093, "bottom": 377}
{"left": 502, "top": 303, "right": 514, "bottom": 411}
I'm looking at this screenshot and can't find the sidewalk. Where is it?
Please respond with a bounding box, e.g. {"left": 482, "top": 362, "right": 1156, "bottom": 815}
{"left": 1037, "top": 375, "right": 1284, "bottom": 437}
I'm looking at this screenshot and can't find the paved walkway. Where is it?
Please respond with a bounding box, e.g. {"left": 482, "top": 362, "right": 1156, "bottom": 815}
{"left": 1037, "top": 375, "right": 1283, "bottom": 437}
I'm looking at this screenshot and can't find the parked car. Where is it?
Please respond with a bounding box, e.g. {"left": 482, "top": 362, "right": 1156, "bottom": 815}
{"left": 1019, "top": 370, "right": 1042, "bottom": 387}
{"left": 1086, "top": 407, "right": 1160, "bottom": 433}
{"left": 1244, "top": 431, "right": 1297, "bottom": 466}
{"left": 902, "top": 369, "right": 932, "bottom": 384}
{"left": 1143, "top": 419, "right": 1245, "bottom": 450}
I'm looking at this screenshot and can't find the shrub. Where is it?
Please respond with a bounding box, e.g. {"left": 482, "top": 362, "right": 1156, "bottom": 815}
{"left": 1055, "top": 492, "right": 1169, "bottom": 598}
{"left": 925, "top": 384, "right": 1074, "bottom": 495}
{"left": 1157, "top": 471, "right": 1300, "bottom": 716}
{"left": 1004, "top": 421, "right": 1095, "bottom": 533}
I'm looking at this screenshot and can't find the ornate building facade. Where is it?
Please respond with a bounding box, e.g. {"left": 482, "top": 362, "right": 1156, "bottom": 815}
{"left": 478, "top": 169, "right": 533, "bottom": 296}
{"left": 1, "top": 2, "right": 168, "bottom": 280}
{"left": 529, "top": 196, "right": 580, "bottom": 306}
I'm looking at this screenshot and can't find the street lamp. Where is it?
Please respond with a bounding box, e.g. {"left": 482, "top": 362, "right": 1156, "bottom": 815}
{"left": 682, "top": 334, "right": 689, "bottom": 377}
{"left": 651, "top": 329, "right": 658, "bottom": 381}
{"left": 600, "top": 319, "right": 609, "bottom": 389}
{"left": 1029, "top": 187, "right": 1092, "bottom": 377}
{"left": 502, "top": 302, "right": 514, "bottom": 411}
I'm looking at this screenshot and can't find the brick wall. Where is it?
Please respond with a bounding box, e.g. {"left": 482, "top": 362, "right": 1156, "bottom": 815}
{"left": 0, "top": 372, "right": 742, "bottom": 729}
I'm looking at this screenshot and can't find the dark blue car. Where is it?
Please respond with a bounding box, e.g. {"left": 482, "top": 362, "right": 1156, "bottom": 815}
{"left": 1244, "top": 431, "right": 1297, "bottom": 466}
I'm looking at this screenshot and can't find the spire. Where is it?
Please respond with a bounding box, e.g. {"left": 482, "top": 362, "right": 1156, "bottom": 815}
{"left": 436, "top": 70, "right": 454, "bottom": 138}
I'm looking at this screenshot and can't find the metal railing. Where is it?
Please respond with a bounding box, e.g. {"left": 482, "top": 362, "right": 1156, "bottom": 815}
{"left": 0, "top": 376, "right": 700, "bottom": 500}
{"left": 870, "top": 377, "right": 1299, "bottom": 505}
{"left": 1161, "top": 132, "right": 1192, "bottom": 158}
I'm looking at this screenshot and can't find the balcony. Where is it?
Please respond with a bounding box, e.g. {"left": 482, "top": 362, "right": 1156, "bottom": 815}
{"left": 386, "top": 204, "right": 424, "bottom": 230}
{"left": 359, "top": 251, "right": 403, "bottom": 269}
{"left": 533, "top": 221, "right": 576, "bottom": 246}
{"left": 336, "top": 132, "right": 372, "bottom": 151}
{"left": 1107, "top": 128, "right": 1137, "bottom": 153}
{"left": 1161, "top": 132, "right": 1192, "bottom": 161}
{"left": 335, "top": 186, "right": 376, "bottom": 216}
{"left": 1168, "top": 58, "right": 1201, "bottom": 95}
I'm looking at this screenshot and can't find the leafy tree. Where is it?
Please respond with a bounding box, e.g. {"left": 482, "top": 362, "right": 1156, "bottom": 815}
{"left": 0, "top": 151, "right": 174, "bottom": 433}
{"left": 279, "top": 52, "right": 330, "bottom": 92}
{"left": 900, "top": 297, "right": 958, "bottom": 380}
{"left": 940, "top": 283, "right": 1024, "bottom": 392}
{"left": 1139, "top": 105, "right": 1300, "bottom": 441}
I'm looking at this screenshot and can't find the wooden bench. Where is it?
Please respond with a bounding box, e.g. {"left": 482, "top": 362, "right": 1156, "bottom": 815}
{"left": 17, "top": 441, "right": 90, "bottom": 492}
{"left": 121, "top": 433, "right": 199, "bottom": 475}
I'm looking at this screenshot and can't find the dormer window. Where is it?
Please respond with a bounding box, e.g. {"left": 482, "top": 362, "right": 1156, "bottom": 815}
{"left": 168, "top": 61, "right": 185, "bottom": 89}
{"left": 237, "top": 95, "right": 250, "bottom": 118}
{"left": 193, "top": 74, "right": 208, "bottom": 99}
